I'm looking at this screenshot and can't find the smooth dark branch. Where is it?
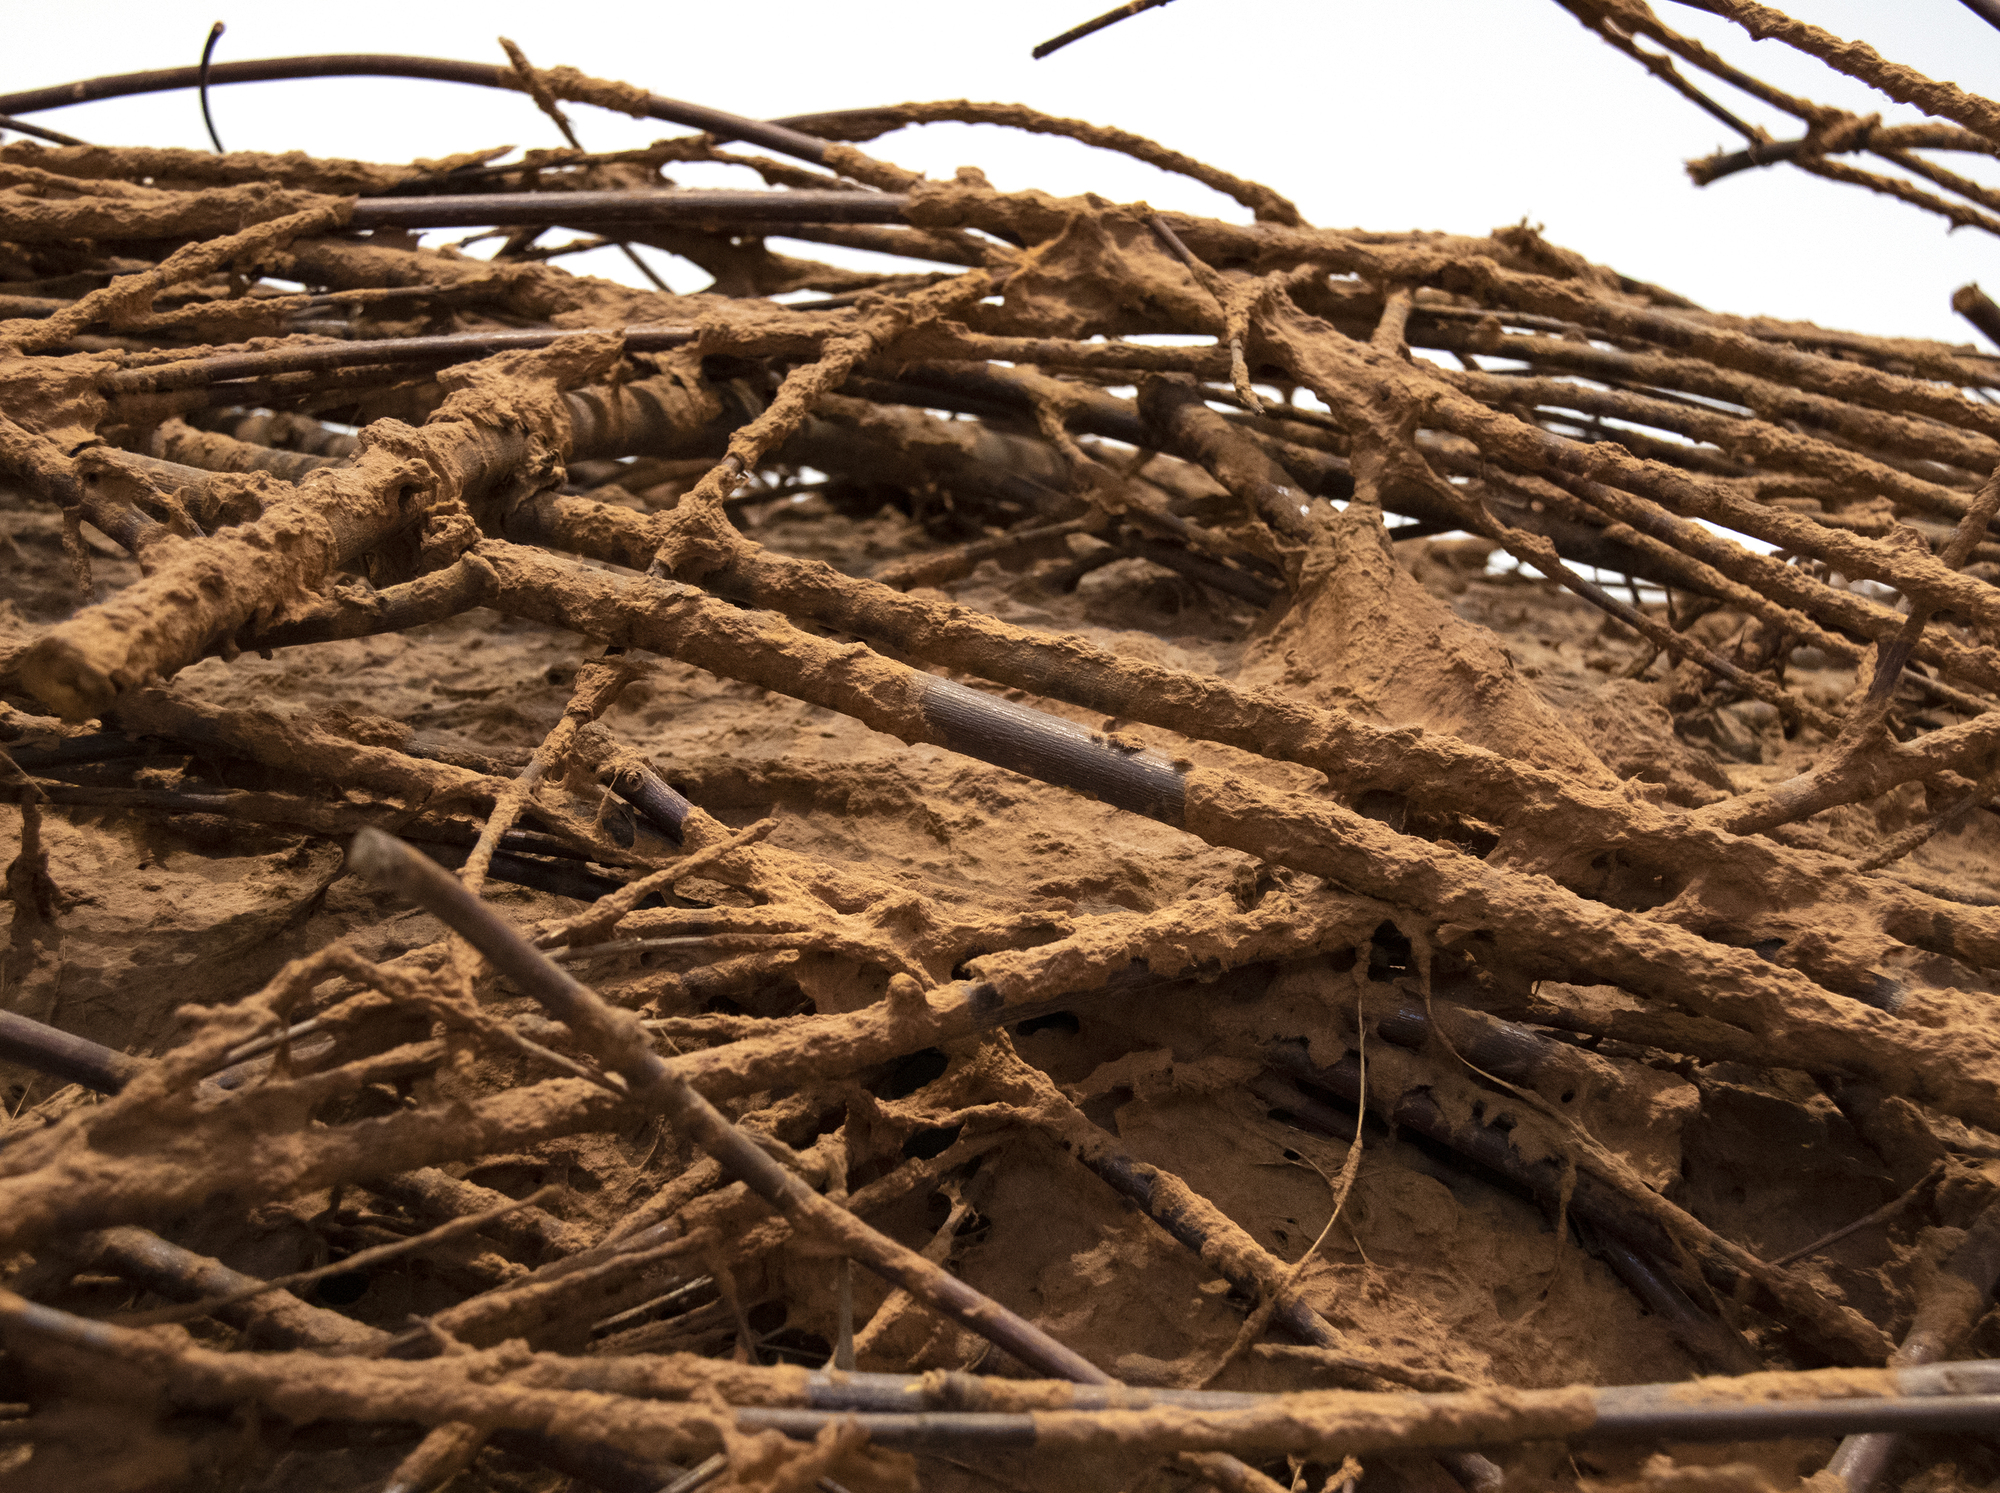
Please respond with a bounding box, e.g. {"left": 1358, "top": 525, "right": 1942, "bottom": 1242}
{"left": 343, "top": 831, "right": 1299, "bottom": 1490}
{"left": 570, "top": 721, "right": 693, "bottom": 843}
{"left": 1585, "top": 1227, "right": 1763, "bottom": 1377}
{"left": 103, "top": 327, "right": 698, "bottom": 398}
{"left": 343, "top": 828, "right": 1109, "bottom": 1386}
{"left": 0, "top": 55, "right": 838, "bottom": 171}
{"left": 734, "top": 1357, "right": 2000, "bottom": 1441}
{"left": 1955, "top": 283, "right": 2000, "bottom": 351}
{"left": 444, "top": 531, "right": 1201, "bottom": 840}
{"left": 1032, "top": 0, "right": 1180, "bottom": 59}
{"left": 347, "top": 190, "right": 909, "bottom": 232}
{"left": 0, "top": 1008, "right": 143, "bottom": 1094}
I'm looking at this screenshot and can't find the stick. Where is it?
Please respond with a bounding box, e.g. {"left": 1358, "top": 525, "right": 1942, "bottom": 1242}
{"left": 1767, "top": 1161, "right": 1947, "bottom": 1268}
{"left": 122, "top": 1186, "right": 563, "bottom": 1327}
{"left": 0, "top": 55, "right": 843, "bottom": 171}
{"left": 1822, "top": 1192, "right": 2000, "bottom": 1492}
{"left": 349, "top": 189, "right": 908, "bottom": 232}
{"left": 12, "top": 1295, "right": 2000, "bottom": 1459}
{"left": 344, "top": 827, "right": 1109, "bottom": 1384}
{"left": 0, "top": 1008, "right": 143, "bottom": 1095}
{"left": 103, "top": 326, "right": 697, "bottom": 396}
{"left": 1032, "top": 0, "right": 1180, "bottom": 59}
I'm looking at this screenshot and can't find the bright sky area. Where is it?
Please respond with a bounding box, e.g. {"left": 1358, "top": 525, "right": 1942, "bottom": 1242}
{"left": 2, "top": 2, "right": 1994, "bottom": 344}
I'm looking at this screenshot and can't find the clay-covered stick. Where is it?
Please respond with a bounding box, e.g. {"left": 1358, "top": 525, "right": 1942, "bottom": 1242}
{"left": 471, "top": 538, "right": 1994, "bottom": 1169}
{"left": 12, "top": 1293, "right": 2000, "bottom": 1461}
{"left": 1822, "top": 1192, "right": 2000, "bottom": 1493}
{"left": 10, "top": 1231, "right": 675, "bottom": 1491}
{"left": 102, "top": 326, "right": 697, "bottom": 396}
{"left": 21, "top": 347, "right": 745, "bottom": 720}
{"left": 345, "top": 827, "right": 1111, "bottom": 1385}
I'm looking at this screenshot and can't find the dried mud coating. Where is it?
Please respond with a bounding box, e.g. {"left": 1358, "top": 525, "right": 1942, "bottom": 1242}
{"left": 3, "top": 13, "right": 2000, "bottom": 1493}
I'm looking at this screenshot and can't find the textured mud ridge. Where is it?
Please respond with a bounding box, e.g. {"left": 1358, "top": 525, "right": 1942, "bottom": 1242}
{"left": 4, "top": 11, "right": 2000, "bottom": 1493}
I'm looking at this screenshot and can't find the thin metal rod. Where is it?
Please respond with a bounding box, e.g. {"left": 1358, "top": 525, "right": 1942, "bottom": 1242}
{"left": 196, "top": 21, "right": 226, "bottom": 153}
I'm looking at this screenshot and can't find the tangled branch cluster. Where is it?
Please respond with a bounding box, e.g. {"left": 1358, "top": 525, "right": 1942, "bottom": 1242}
{"left": 3, "top": 7, "right": 2000, "bottom": 1491}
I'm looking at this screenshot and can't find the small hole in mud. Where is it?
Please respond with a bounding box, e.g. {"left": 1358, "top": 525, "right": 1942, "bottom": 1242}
{"left": 1014, "top": 1011, "right": 1080, "bottom": 1038}
{"left": 1560, "top": 1089, "right": 1577, "bottom": 1104}
{"left": 746, "top": 1300, "right": 788, "bottom": 1335}
{"left": 315, "top": 1270, "right": 370, "bottom": 1306}
{"left": 464, "top": 1162, "right": 547, "bottom": 1199}
{"left": 956, "top": 1205, "right": 994, "bottom": 1247}
{"left": 1080, "top": 1088, "right": 1128, "bottom": 1134}
{"left": 1366, "top": 921, "right": 1412, "bottom": 982}
{"left": 924, "top": 1187, "right": 987, "bottom": 1234}
{"left": 874, "top": 1048, "right": 949, "bottom": 1099}
{"left": 902, "top": 1124, "right": 963, "bottom": 1160}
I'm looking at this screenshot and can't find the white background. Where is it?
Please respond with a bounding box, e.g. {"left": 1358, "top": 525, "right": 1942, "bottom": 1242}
{"left": 1, "top": 2, "right": 1994, "bottom": 342}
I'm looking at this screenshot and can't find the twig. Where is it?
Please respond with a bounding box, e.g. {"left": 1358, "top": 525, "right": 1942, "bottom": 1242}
{"left": 1955, "top": 283, "right": 2000, "bottom": 350}
{"left": 498, "top": 36, "right": 674, "bottom": 294}
{"left": 120, "top": 1185, "right": 563, "bottom": 1326}
{"left": 0, "top": 54, "right": 846, "bottom": 173}
{"left": 1696, "top": 0, "right": 2000, "bottom": 148}
{"left": 1822, "top": 1191, "right": 2000, "bottom": 1492}
{"left": 1033, "top": 0, "right": 1179, "bottom": 59}
{"left": 101, "top": 325, "right": 698, "bottom": 397}
{"left": 0, "top": 112, "right": 85, "bottom": 146}
{"left": 1767, "top": 1160, "right": 1946, "bottom": 1268}
{"left": 0, "top": 1008, "right": 142, "bottom": 1095}
{"left": 345, "top": 828, "right": 1111, "bottom": 1383}
{"left": 1854, "top": 765, "right": 2000, "bottom": 873}
{"left": 347, "top": 189, "right": 906, "bottom": 233}
{"left": 11, "top": 1295, "right": 2000, "bottom": 1457}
